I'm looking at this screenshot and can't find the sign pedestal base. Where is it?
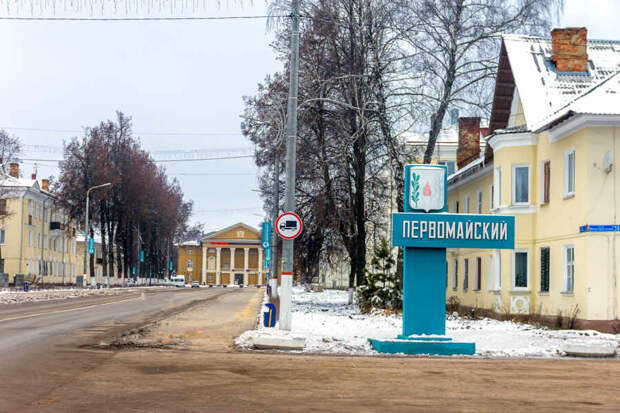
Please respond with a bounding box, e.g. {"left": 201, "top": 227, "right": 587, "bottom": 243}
{"left": 369, "top": 247, "right": 475, "bottom": 356}
{"left": 368, "top": 337, "right": 475, "bottom": 356}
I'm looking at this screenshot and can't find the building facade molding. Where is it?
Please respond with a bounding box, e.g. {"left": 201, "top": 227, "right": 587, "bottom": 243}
{"left": 547, "top": 114, "right": 620, "bottom": 143}
{"left": 487, "top": 132, "right": 537, "bottom": 152}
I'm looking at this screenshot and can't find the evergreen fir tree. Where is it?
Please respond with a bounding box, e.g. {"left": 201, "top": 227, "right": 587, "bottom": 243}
{"left": 357, "top": 238, "right": 402, "bottom": 312}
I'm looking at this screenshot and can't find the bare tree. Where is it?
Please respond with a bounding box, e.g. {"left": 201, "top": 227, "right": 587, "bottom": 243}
{"left": 0, "top": 130, "right": 22, "bottom": 176}
{"left": 390, "top": 0, "right": 564, "bottom": 163}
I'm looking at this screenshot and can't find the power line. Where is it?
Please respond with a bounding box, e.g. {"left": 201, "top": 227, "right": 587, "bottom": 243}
{"left": 171, "top": 172, "right": 255, "bottom": 176}
{"left": 0, "top": 15, "right": 287, "bottom": 22}
{"left": 2, "top": 126, "right": 243, "bottom": 136}
{"left": 19, "top": 154, "right": 253, "bottom": 163}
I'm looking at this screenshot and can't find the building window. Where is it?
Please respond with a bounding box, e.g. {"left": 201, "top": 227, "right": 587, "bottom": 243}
{"left": 463, "top": 258, "right": 469, "bottom": 291}
{"left": 489, "top": 184, "right": 494, "bottom": 210}
{"left": 512, "top": 165, "right": 530, "bottom": 205}
{"left": 208, "top": 274, "right": 214, "bottom": 283}
{"left": 563, "top": 245, "right": 574, "bottom": 294}
{"left": 0, "top": 229, "right": 5, "bottom": 245}
{"left": 512, "top": 249, "right": 529, "bottom": 290}
{"left": 564, "top": 148, "right": 575, "bottom": 197}
{"left": 0, "top": 199, "right": 6, "bottom": 215}
{"left": 454, "top": 200, "right": 460, "bottom": 213}
{"left": 452, "top": 259, "right": 458, "bottom": 290}
{"left": 187, "top": 249, "right": 193, "bottom": 255}
{"left": 476, "top": 190, "right": 483, "bottom": 214}
{"left": 488, "top": 254, "right": 494, "bottom": 290}
{"left": 187, "top": 259, "right": 193, "bottom": 270}
{"left": 28, "top": 231, "right": 32, "bottom": 247}
{"left": 438, "top": 160, "right": 455, "bottom": 176}
{"left": 464, "top": 196, "right": 470, "bottom": 213}
{"left": 494, "top": 167, "right": 502, "bottom": 207}
{"left": 540, "top": 247, "right": 550, "bottom": 293}
{"left": 541, "top": 160, "right": 550, "bottom": 204}
{"left": 475, "top": 257, "right": 482, "bottom": 291}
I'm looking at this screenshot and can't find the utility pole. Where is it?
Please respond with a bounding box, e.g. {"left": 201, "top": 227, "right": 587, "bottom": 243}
{"left": 280, "top": 0, "right": 300, "bottom": 331}
{"left": 83, "top": 183, "right": 111, "bottom": 287}
{"left": 271, "top": 152, "right": 280, "bottom": 283}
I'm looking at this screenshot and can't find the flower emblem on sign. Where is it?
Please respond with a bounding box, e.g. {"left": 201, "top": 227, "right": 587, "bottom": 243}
{"left": 409, "top": 166, "right": 445, "bottom": 212}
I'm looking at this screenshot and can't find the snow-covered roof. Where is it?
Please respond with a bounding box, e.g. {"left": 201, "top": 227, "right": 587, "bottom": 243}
{"left": 0, "top": 174, "right": 39, "bottom": 189}
{"left": 501, "top": 34, "right": 620, "bottom": 130}
{"left": 405, "top": 121, "right": 489, "bottom": 145}
{"left": 179, "top": 240, "right": 201, "bottom": 247}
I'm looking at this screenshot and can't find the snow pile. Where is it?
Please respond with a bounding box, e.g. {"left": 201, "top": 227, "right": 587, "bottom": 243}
{"left": 0, "top": 287, "right": 160, "bottom": 305}
{"left": 236, "top": 287, "right": 619, "bottom": 358}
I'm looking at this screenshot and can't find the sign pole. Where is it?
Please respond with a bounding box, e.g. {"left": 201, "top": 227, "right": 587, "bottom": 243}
{"left": 280, "top": 0, "right": 301, "bottom": 331}
{"left": 369, "top": 164, "right": 514, "bottom": 355}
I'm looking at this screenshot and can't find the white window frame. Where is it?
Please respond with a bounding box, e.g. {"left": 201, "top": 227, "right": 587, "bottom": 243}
{"left": 493, "top": 167, "right": 502, "bottom": 207}
{"left": 489, "top": 184, "right": 494, "bottom": 211}
{"left": 464, "top": 196, "right": 470, "bottom": 213}
{"left": 512, "top": 164, "right": 530, "bottom": 205}
{"left": 187, "top": 259, "right": 193, "bottom": 270}
{"left": 564, "top": 147, "right": 575, "bottom": 198}
{"left": 494, "top": 250, "right": 502, "bottom": 290}
{"left": 563, "top": 245, "right": 575, "bottom": 294}
{"left": 474, "top": 256, "right": 482, "bottom": 291}
{"left": 488, "top": 254, "right": 494, "bottom": 291}
{"left": 540, "top": 159, "right": 550, "bottom": 205}
{"left": 453, "top": 199, "right": 459, "bottom": 213}
{"left": 476, "top": 190, "right": 483, "bottom": 214}
{"left": 463, "top": 258, "right": 469, "bottom": 291}
{"left": 452, "top": 259, "right": 458, "bottom": 291}
{"left": 188, "top": 249, "right": 193, "bottom": 255}
{"left": 511, "top": 248, "right": 530, "bottom": 291}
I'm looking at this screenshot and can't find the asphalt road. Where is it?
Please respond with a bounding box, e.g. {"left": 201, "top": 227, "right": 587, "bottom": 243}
{"left": 0, "top": 287, "right": 237, "bottom": 412}
{"left": 1, "top": 288, "right": 619, "bottom": 413}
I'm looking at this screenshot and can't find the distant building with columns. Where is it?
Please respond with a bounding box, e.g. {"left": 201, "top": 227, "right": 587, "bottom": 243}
{"left": 177, "top": 222, "right": 265, "bottom": 286}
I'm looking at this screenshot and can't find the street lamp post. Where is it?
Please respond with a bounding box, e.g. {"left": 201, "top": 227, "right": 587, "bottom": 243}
{"left": 83, "top": 183, "right": 112, "bottom": 287}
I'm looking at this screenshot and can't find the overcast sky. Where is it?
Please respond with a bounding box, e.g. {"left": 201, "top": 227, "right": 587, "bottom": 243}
{"left": 0, "top": 0, "right": 618, "bottom": 233}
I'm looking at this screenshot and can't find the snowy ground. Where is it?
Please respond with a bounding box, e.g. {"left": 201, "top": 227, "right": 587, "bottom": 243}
{"left": 236, "top": 287, "right": 620, "bottom": 358}
{"left": 0, "top": 286, "right": 169, "bottom": 305}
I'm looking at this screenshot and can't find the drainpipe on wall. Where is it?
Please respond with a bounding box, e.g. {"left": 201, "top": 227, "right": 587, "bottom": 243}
{"left": 18, "top": 190, "right": 26, "bottom": 274}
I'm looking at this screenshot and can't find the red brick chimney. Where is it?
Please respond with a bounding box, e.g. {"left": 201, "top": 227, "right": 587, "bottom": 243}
{"left": 457, "top": 117, "right": 481, "bottom": 169}
{"left": 9, "top": 163, "right": 19, "bottom": 178}
{"left": 550, "top": 27, "right": 588, "bottom": 73}
{"left": 41, "top": 179, "right": 50, "bottom": 192}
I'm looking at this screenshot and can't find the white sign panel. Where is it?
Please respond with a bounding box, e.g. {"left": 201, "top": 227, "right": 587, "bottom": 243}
{"left": 409, "top": 166, "right": 445, "bottom": 212}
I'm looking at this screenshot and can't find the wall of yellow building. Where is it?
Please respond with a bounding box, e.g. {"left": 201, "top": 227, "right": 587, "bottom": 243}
{"left": 178, "top": 245, "right": 202, "bottom": 283}
{"left": 446, "top": 125, "right": 620, "bottom": 324}
{"left": 0, "top": 196, "right": 82, "bottom": 284}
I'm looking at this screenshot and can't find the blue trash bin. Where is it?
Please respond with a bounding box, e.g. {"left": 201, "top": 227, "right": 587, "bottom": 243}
{"left": 263, "top": 303, "right": 276, "bottom": 327}
{"left": 23, "top": 282, "right": 29, "bottom": 292}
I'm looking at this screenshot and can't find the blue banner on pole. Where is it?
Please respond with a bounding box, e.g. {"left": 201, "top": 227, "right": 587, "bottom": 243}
{"left": 169, "top": 260, "right": 173, "bottom": 271}
{"left": 88, "top": 238, "right": 94, "bottom": 255}
{"left": 261, "top": 222, "right": 271, "bottom": 249}
{"left": 140, "top": 250, "right": 144, "bottom": 263}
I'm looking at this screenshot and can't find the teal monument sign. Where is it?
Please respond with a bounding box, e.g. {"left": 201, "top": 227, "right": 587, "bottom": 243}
{"left": 369, "top": 164, "right": 515, "bottom": 355}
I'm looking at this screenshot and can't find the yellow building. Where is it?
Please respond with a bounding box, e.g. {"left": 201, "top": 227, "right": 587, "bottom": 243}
{"left": 443, "top": 28, "right": 620, "bottom": 332}
{"left": 177, "top": 240, "right": 202, "bottom": 283}
{"left": 195, "top": 222, "right": 265, "bottom": 286}
{"left": 0, "top": 164, "right": 81, "bottom": 285}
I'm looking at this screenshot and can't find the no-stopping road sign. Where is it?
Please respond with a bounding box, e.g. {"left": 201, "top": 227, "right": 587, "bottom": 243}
{"left": 275, "top": 212, "right": 303, "bottom": 239}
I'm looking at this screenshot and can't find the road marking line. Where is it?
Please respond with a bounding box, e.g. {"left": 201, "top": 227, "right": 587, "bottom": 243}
{"left": 0, "top": 295, "right": 143, "bottom": 323}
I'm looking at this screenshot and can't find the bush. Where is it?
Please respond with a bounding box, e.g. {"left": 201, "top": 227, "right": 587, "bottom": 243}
{"left": 357, "top": 238, "right": 402, "bottom": 313}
